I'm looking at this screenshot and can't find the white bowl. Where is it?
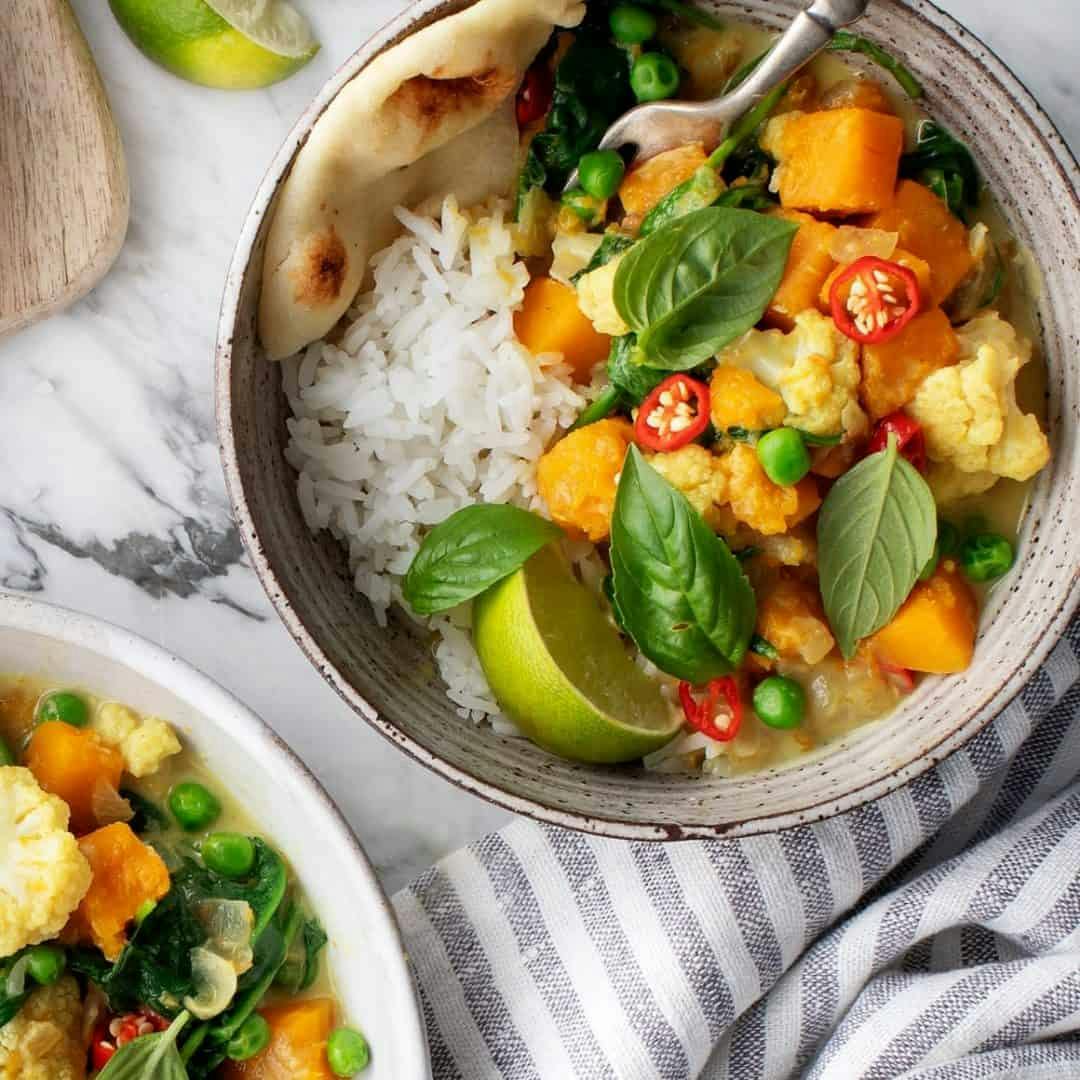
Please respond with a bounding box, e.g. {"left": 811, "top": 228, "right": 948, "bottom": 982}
{"left": 0, "top": 591, "right": 430, "bottom": 1079}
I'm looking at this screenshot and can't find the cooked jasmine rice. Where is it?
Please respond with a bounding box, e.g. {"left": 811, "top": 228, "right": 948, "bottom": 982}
{"left": 282, "top": 195, "right": 601, "bottom": 721}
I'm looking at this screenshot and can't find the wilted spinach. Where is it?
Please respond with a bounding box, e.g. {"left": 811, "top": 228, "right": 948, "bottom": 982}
{"left": 901, "top": 120, "right": 981, "bottom": 221}
{"left": 827, "top": 32, "right": 923, "bottom": 98}
{"left": 571, "top": 232, "right": 635, "bottom": 283}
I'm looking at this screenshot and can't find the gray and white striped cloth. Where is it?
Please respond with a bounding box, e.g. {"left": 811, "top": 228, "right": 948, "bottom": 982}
{"left": 394, "top": 618, "right": 1080, "bottom": 1079}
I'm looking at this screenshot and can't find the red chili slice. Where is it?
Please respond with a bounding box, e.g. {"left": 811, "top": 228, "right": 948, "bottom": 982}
{"left": 867, "top": 411, "right": 927, "bottom": 472}
{"left": 515, "top": 63, "right": 553, "bottom": 128}
{"left": 635, "top": 374, "right": 711, "bottom": 452}
{"left": 678, "top": 676, "right": 744, "bottom": 742}
{"left": 91, "top": 1019, "right": 117, "bottom": 1070}
{"left": 830, "top": 256, "right": 922, "bottom": 344}
{"left": 878, "top": 658, "right": 916, "bottom": 693}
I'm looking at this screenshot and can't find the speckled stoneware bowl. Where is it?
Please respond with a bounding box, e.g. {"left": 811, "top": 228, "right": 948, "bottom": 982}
{"left": 0, "top": 594, "right": 429, "bottom": 1077}
{"left": 217, "top": 0, "right": 1080, "bottom": 840}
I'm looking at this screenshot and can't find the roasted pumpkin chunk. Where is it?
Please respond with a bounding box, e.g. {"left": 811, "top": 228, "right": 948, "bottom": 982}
{"left": 618, "top": 143, "right": 708, "bottom": 222}
{"left": 222, "top": 998, "right": 338, "bottom": 1079}
{"left": 766, "top": 209, "right": 837, "bottom": 331}
{"left": 710, "top": 364, "right": 787, "bottom": 432}
{"left": 761, "top": 108, "right": 904, "bottom": 216}
{"left": 864, "top": 180, "right": 975, "bottom": 304}
{"left": 514, "top": 276, "right": 610, "bottom": 381}
{"left": 66, "top": 822, "right": 171, "bottom": 960}
{"left": 860, "top": 307, "right": 959, "bottom": 421}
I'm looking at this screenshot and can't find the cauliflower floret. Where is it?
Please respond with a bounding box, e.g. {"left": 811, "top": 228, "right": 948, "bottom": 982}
{"left": 908, "top": 311, "right": 1050, "bottom": 482}
{"left": 717, "top": 444, "right": 811, "bottom": 536}
{"left": 0, "top": 975, "right": 85, "bottom": 1080}
{"left": 575, "top": 255, "right": 630, "bottom": 337}
{"left": 926, "top": 463, "right": 999, "bottom": 505}
{"left": 717, "top": 310, "right": 866, "bottom": 437}
{"left": 91, "top": 703, "right": 181, "bottom": 779}
{"left": 647, "top": 446, "right": 729, "bottom": 528}
{"left": 0, "top": 769, "right": 91, "bottom": 959}
{"left": 549, "top": 230, "right": 603, "bottom": 287}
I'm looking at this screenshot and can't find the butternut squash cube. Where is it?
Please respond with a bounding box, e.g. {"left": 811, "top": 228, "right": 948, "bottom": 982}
{"left": 223, "top": 998, "right": 338, "bottom": 1080}
{"left": 66, "top": 823, "right": 171, "bottom": 960}
{"left": 864, "top": 180, "right": 975, "bottom": 304}
{"left": 872, "top": 561, "right": 977, "bottom": 673}
{"left": 514, "top": 276, "right": 610, "bottom": 382}
{"left": 618, "top": 143, "right": 708, "bottom": 221}
{"left": 26, "top": 721, "right": 125, "bottom": 836}
{"left": 761, "top": 108, "right": 904, "bottom": 216}
{"left": 860, "top": 306, "right": 959, "bottom": 420}
{"left": 765, "top": 209, "right": 837, "bottom": 331}
{"left": 710, "top": 364, "right": 787, "bottom": 431}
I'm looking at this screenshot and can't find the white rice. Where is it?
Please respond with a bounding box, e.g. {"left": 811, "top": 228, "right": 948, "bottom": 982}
{"left": 283, "top": 195, "right": 605, "bottom": 722}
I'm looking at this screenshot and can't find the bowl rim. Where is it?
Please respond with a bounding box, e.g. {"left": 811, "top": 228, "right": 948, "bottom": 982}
{"left": 0, "top": 591, "right": 431, "bottom": 1076}
{"left": 216, "top": 0, "right": 1080, "bottom": 841}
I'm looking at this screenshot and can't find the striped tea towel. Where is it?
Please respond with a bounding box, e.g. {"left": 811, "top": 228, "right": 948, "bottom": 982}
{"left": 394, "top": 617, "right": 1080, "bottom": 1079}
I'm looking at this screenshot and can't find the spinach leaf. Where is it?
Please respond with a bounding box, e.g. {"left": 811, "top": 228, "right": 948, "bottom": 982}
{"left": 614, "top": 206, "right": 797, "bottom": 370}
{"left": 122, "top": 788, "right": 170, "bottom": 833}
{"left": 817, "top": 439, "right": 937, "bottom": 658}
{"left": 274, "top": 914, "right": 327, "bottom": 993}
{"left": 900, "top": 120, "right": 981, "bottom": 221}
{"left": 610, "top": 446, "right": 756, "bottom": 682}
{"left": 828, "top": 32, "right": 923, "bottom": 98}
{"left": 570, "top": 386, "right": 623, "bottom": 430}
{"left": 750, "top": 634, "right": 779, "bottom": 660}
{"left": 714, "top": 182, "right": 775, "bottom": 211}
{"left": 607, "top": 333, "right": 666, "bottom": 403}
{"left": 640, "top": 165, "right": 726, "bottom": 237}
{"left": 403, "top": 505, "right": 562, "bottom": 615}
{"left": 571, "top": 233, "right": 635, "bottom": 284}
{"left": 519, "top": 33, "right": 633, "bottom": 201}
{"left": 98, "top": 1010, "right": 191, "bottom": 1080}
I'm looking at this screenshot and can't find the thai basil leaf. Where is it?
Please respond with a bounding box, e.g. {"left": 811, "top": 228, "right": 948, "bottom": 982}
{"left": 571, "top": 233, "right": 635, "bottom": 284}
{"left": 828, "top": 32, "right": 923, "bottom": 98}
{"left": 900, "top": 120, "right": 981, "bottom": 222}
{"left": 404, "top": 505, "right": 562, "bottom": 615}
{"left": 610, "top": 447, "right": 756, "bottom": 682}
{"left": 614, "top": 207, "right": 797, "bottom": 370}
{"left": 98, "top": 1011, "right": 191, "bottom": 1080}
{"left": 817, "top": 439, "right": 937, "bottom": 658}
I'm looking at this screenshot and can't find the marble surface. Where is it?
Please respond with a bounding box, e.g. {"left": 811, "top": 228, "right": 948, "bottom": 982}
{"left": 0, "top": 0, "right": 1075, "bottom": 895}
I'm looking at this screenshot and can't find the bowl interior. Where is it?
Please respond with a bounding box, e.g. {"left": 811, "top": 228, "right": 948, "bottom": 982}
{"left": 0, "top": 594, "right": 429, "bottom": 1078}
{"left": 219, "top": 0, "right": 1080, "bottom": 839}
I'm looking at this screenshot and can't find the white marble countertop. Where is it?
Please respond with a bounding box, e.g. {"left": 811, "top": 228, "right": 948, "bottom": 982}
{"left": 0, "top": 0, "right": 1075, "bottom": 895}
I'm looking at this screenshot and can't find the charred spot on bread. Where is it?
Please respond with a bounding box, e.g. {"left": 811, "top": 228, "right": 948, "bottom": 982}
{"left": 387, "top": 68, "right": 516, "bottom": 134}
{"left": 290, "top": 226, "right": 347, "bottom": 308}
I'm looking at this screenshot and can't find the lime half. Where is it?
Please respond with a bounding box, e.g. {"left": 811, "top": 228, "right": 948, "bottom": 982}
{"left": 473, "top": 546, "right": 680, "bottom": 764}
{"left": 109, "top": 0, "right": 319, "bottom": 89}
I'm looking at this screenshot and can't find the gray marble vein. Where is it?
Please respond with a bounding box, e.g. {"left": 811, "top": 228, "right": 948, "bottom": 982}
{"left": 0, "top": 0, "right": 1074, "bottom": 892}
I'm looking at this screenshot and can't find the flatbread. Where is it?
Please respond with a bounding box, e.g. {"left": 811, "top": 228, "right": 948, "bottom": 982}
{"left": 259, "top": 0, "right": 585, "bottom": 360}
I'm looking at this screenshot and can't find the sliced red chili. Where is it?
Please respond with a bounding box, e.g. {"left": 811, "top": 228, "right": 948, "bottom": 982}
{"left": 878, "top": 658, "right": 916, "bottom": 693}
{"left": 91, "top": 1019, "right": 117, "bottom": 1070}
{"left": 830, "top": 256, "right": 922, "bottom": 344}
{"left": 678, "top": 676, "right": 744, "bottom": 742}
{"left": 868, "top": 411, "right": 927, "bottom": 472}
{"left": 515, "top": 63, "right": 553, "bottom": 128}
{"left": 635, "top": 374, "right": 711, "bottom": 452}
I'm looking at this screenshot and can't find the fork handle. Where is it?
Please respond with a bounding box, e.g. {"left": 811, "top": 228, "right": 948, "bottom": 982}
{"left": 721, "top": 0, "right": 872, "bottom": 120}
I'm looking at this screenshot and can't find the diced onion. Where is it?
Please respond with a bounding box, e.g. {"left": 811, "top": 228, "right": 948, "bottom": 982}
{"left": 829, "top": 226, "right": 898, "bottom": 265}
{"left": 183, "top": 947, "right": 238, "bottom": 1020}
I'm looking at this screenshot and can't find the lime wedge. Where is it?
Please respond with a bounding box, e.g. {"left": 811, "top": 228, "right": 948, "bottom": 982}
{"left": 109, "top": 0, "right": 319, "bottom": 90}
{"left": 473, "top": 546, "right": 681, "bottom": 764}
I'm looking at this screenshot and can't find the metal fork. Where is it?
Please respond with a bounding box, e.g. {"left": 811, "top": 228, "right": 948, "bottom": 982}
{"left": 564, "top": 0, "right": 872, "bottom": 190}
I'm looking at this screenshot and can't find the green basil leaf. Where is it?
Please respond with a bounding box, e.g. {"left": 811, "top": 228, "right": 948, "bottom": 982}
{"left": 98, "top": 1011, "right": 191, "bottom": 1079}
{"left": 610, "top": 447, "right": 756, "bottom": 682}
{"left": 817, "top": 440, "right": 937, "bottom": 658}
{"left": 403, "top": 505, "right": 562, "bottom": 615}
{"left": 613, "top": 207, "right": 797, "bottom": 370}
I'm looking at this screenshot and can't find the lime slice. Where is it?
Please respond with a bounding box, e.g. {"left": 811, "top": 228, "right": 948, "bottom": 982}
{"left": 109, "top": 0, "right": 319, "bottom": 90}
{"left": 473, "top": 546, "right": 681, "bottom": 764}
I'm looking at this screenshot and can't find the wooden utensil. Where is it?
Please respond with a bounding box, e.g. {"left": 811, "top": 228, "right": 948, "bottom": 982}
{"left": 0, "top": 0, "right": 129, "bottom": 339}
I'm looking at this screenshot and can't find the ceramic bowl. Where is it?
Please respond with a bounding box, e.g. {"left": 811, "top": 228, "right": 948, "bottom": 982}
{"left": 0, "top": 593, "right": 429, "bottom": 1078}
{"left": 217, "top": 0, "right": 1080, "bottom": 840}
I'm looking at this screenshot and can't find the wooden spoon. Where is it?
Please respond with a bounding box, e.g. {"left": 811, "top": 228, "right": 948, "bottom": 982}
{"left": 0, "top": 0, "right": 129, "bottom": 339}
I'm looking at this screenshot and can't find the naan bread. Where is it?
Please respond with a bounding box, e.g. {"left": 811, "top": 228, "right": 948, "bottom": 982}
{"left": 259, "top": 0, "right": 585, "bottom": 360}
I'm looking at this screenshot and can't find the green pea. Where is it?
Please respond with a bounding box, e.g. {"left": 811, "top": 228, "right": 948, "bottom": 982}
{"left": 0, "top": 735, "right": 14, "bottom": 767}
{"left": 36, "top": 691, "right": 88, "bottom": 728}
{"left": 578, "top": 149, "right": 626, "bottom": 201}
{"left": 753, "top": 676, "right": 805, "bottom": 730}
{"left": 755, "top": 427, "right": 811, "bottom": 486}
{"left": 201, "top": 832, "right": 256, "bottom": 878}
{"left": 168, "top": 781, "right": 221, "bottom": 831}
{"left": 960, "top": 533, "right": 1014, "bottom": 583}
{"left": 630, "top": 52, "right": 680, "bottom": 102}
{"left": 327, "top": 1027, "right": 371, "bottom": 1076}
{"left": 226, "top": 1012, "right": 271, "bottom": 1061}
{"left": 937, "top": 519, "right": 961, "bottom": 557}
{"left": 26, "top": 945, "right": 65, "bottom": 986}
{"left": 609, "top": 3, "right": 657, "bottom": 44}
